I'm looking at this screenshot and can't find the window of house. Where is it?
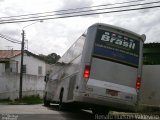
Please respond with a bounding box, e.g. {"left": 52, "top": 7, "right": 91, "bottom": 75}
{"left": 5, "top": 62, "right": 10, "bottom": 72}
{"left": 38, "top": 66, "right": 42, "bottom": 75}
{"left": 10, "top": 61, "right": 18, "bottom": 73}
{"left": 23, "top": 65, "right": 26, "bottom": 74}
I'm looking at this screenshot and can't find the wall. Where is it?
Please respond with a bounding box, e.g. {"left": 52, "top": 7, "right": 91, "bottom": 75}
{"left": 139, "top": 65, "right": 160, "bottom": 110}
{"left": 11, "top": 54, "right": 46, "bottom": 76}
{"left": 0, "top": 73, "right": 45, "bottom": 100}
{"left": 0, "top": 63, "right": 5, "bottom": 75}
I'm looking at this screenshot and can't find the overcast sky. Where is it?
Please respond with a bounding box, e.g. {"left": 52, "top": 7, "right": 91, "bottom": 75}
{"left": 0, "top": 0, "right": 160, "bottom": 56}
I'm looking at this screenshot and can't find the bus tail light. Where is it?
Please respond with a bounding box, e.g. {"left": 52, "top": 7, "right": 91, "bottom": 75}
{"left": 136, "top": 77, "right": 141, "bottom": 90}
{"left": 83, "top": 65, "right": 90, "bottom": 79}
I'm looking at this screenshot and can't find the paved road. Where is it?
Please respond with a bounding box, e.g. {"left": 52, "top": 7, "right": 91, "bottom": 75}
{"left": 0, "top": 104, "right": 159, "bottom": 120}
{"left": 0, "top": 104, "right": 94, "bottom": 120}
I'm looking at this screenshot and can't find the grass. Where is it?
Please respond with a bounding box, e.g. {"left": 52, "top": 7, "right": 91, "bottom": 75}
{"left": 0, "top": 95, "right": 43, "bottom": 105}
{"left": 0, "top": 98, "right": 12, "bottom": 103}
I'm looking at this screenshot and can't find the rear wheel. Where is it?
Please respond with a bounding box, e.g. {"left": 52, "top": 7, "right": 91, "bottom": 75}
{"left": 43, "top": 93, "right": 50, "bottom": 106}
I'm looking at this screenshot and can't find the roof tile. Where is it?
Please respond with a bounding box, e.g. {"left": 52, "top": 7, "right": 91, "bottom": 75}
{"left": 0, "top": 50, "right": 21, "bottom": 59}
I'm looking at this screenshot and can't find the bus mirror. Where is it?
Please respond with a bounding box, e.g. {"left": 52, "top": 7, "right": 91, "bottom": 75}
{"left": 44, "top": 76, "right": 47, "bottom": 82}
{"left": 141, "top": 34, "right": 146, "bottom": 42}
{"left": 44, "top": 75, "right": 49, "bottom": 82}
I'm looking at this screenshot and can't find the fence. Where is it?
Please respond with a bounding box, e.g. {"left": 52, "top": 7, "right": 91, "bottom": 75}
{"left": 0, "top": 73, "right": 45, "bottom": 100}
{"left": 139, "top": 65, "right": 160, "bottom": 111}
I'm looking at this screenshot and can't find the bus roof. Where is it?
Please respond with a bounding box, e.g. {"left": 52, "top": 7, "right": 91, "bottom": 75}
{"left": 89, "top": 23, "right": 146, "bottom": 41}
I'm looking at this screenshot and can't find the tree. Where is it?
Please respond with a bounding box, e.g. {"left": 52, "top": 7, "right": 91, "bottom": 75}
{"left": 39, "top": 53, "right": 60, "bottom": 64}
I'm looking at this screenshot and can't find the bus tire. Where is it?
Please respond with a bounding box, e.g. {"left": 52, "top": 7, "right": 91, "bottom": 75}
{"left": 58, "top": 89, "right": 64, "bottom": 111}
{"left": 43, "top": 93, "right": 50, "bottom": 106}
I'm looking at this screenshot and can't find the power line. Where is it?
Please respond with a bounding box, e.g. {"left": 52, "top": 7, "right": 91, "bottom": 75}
{"left": 0, "top": 4, "right": 160, "bottom": 24}
{"left": 1, "top": 0, "right": 159, "bottom": 23}
{"left": 5, "top": 46, "right": 13, "bottom": 50}
{"left": 0, "top": 33, "right": 21, "bottom": 44}
{"left": 0, "top": 35, "right": 21, "bottom": 44}
{"left": 0, "top": 0, "right": 149, "bottom": 20}
{"left": 0, "top": 33, "right": 21, "bottom": 42}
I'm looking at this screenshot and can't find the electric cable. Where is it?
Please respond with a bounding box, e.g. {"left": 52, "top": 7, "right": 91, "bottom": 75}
{"left": 0, "top": 4, "right": 160, "bottom": 24}
{"left": 0, "top": 35, "right": 21, "bottom": 44}
{"left": 0, "top": 0, "right": 150, "bottom": 20}
{"left": 0, "top": 0, "right": 160, "bottom": 23}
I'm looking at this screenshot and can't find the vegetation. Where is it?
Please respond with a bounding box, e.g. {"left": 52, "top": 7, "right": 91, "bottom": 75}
{"left": 0, "top": 95, "right": 43, "bottom": 105}
{"left": 0, "top": 98, "right": 12, "bottom": 103}
{"left": 39, "top": 53, "right": 61, "bottom": 64}
{"left": 15, "top": 95, "right": 43, "bottom": 104}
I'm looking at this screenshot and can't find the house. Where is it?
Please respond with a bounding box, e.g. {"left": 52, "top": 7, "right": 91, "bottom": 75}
{"left": 0, "top": 50, "right": 48, "bottom": 100}
{"left": 0, "top": 50, "right": 46, "bottom": 76}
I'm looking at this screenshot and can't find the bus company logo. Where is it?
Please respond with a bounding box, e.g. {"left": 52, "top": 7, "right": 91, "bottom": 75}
{"left": 101, "top": 32, "right": 136, "bottom": 50}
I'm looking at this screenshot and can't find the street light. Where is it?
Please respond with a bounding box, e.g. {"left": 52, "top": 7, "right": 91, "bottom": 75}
{"left": 19, "top": 20, "right": 43, "bottom": 100}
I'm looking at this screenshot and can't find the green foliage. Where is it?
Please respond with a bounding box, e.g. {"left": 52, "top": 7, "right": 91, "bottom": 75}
{"left": 143, "top": 43, "right": 160, "bottom": 65}
{"left": 17, "top": 95, "right": 43, "bottom": 104}
{"left": 0, "top": 95, "right": 43, "bottom": 105}
{"left": 0, "top": 98, "right": 12, "bottom": 103}
{"left": 13, "top": 95, "right": 43, "bottom": 105}
{"left": 39, "top": 52, "right": 61, "bottom": 64}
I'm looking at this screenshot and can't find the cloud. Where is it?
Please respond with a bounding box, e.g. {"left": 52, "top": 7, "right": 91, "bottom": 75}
{"left": 58, "top": 0, "right": 102, "bottom": 18}
{"left": 0, "top": 0, "right": 4, "bottom": 2}
{"left": 87, "top": 5, "right": 160, "bottom": 44}
{"left": 0, "top": 27, "right": 20, "bottom": 39}
{"left": 0, "top": 0, "right": 160, "bottom": 56}
{"left": 0, "top": 23, "right": 21, "bottom": 50}
{"left": 61, "top": 0, "right": 93, "bottom": 10}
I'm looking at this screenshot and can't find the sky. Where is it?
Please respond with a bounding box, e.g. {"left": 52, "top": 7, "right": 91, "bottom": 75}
{"left": 0, "top": 0, "right": 160, "bottom": 56}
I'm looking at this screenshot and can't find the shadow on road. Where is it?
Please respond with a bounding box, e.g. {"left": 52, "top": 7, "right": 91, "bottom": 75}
{"left": 43, "top": 104, "right": 94, "bottom": 120}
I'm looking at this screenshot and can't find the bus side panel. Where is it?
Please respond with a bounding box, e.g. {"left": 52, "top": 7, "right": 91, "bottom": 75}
{"left": 47, "top": 35, "right": 86, "bottom": 103}
{"left": 47, "top": 80, "right": 58, "bottom": 101}
{"left": 53, "top": 55, "right": 82, "bottom": 103}
{"left": 51, "top": 70, "right": 66, "bottom": 102}
{"left": 63, "top": 55, "right": 82, "bottom": 102}
{"left": 67, "top": 75, "right": 77, "bottom": 100}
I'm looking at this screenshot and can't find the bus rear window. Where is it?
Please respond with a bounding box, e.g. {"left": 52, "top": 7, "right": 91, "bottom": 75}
{"left": 93, "top": 29, "right": 140, "bottom": 67}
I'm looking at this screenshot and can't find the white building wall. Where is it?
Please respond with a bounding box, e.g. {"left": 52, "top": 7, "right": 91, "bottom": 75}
{"left": 0, "top": 63, "right": 5, "bottom": 75}
{"left": 0, "top": 52, "right": 47, "bottom": 100}
{"left": 11, "top": 53, "right": 46, "bottom": 76}
{"left": 139, "top": 65, "right": 160, "bottom": 110}
{"left": 0, "top": 73, "right": 45, "bottom": 100}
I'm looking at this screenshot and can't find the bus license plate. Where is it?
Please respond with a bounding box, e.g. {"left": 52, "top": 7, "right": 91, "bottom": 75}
{"left": 106, "top": 89, "right": 118, "bottom": 96}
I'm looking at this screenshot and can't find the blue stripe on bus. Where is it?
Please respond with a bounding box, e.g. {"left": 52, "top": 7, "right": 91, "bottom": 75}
{"left": 93, "top": 46, "right": 139, "bottom": 66}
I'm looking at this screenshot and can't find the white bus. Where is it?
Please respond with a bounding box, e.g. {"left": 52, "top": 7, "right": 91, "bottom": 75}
{"left": 44, "top": 23, "right": 146, "bottom": 114}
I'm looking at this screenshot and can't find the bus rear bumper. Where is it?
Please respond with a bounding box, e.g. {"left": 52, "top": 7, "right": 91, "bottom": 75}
{"left": 74, "top": 92, "right": 137, "bottom": 112}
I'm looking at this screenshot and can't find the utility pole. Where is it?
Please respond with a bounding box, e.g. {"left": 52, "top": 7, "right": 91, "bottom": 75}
{"left": 19, "top": 21, "right": 43, "bottom": 100}
{"left": 19, "top": 30, "right": 25, "bottom": 100}
{"left": 6, "top": 46, "right": 12, "bottom": 50}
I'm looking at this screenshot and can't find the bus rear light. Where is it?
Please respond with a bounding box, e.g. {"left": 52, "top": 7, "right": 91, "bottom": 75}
{"left": 83, "top": 65, "right": 90, "bottom": 79}
{"left": 136, "top": 77, "right": 141, "bottom": 90}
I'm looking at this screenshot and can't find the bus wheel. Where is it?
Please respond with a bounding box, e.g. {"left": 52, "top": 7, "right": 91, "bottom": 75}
{"left": 43, "top": 93, "right": 50, "bottom": 106}
{"left": 58, "top": 89, "right": 64, "bottom": 111}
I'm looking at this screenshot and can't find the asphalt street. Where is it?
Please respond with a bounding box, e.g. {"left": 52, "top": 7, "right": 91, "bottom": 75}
{"left": 0, "top": 104, "right": 159, "bottom": 120}
{"left": 0, "top": 104, "right": 94, "bottom": 120}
